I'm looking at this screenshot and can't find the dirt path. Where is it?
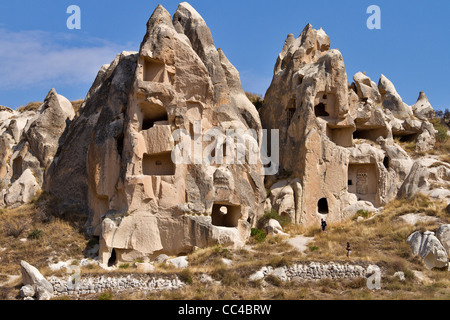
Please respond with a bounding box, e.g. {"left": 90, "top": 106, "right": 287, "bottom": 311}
{"left": 285, "top": 235, "right": 314, "bottom": 254}
{"left": 0, "top": 275, "right": 20, "bottom": 287}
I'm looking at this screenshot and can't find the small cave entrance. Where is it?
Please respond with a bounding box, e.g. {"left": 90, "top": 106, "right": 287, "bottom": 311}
{"left": 383, "top": 156, "right": 390, "bottom": 169}
{"left": 211, "top": 204, "right": 241, "bottom": 228}
{"left": 314, "top": 103, "right": 330, "bottom": 117}
{"left": 393, "top": 133, "right": 418, "bottom": 143}
{"left": 107, "top": 248, "right": 117, "bottom": 267}
{"left": 143, "top": 152, "right": 175, "bottom": 176}
{"left": 318, "top": 198, "right": 329, "bottom": 214}
{"left": 12, "top": 156, "right": 23, "bottom": 180}
{"left": 116, "top": 133, "right": 124, "bottom": 156}
{"left": 352, "top": 127, "right": 388, "bottom": 143}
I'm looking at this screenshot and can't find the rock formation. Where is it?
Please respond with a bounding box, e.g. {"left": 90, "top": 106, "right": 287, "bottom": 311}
{"left": 259, "top": 24, "right": 439, "bottom": 227}
{"left": 46, "top": 2, "right": 266, "bottom": 265}
{"left": 0, "top": 2, "right": 446, "bottom": 268}
{"left": 407, "top": 230, "right": 449, "bottom": 270}
{"left": 0, "top": 88, "right": 74, "bottom": 208}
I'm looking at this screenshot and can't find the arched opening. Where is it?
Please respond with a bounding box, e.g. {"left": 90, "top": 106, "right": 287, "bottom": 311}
{"left": 12, "top": 156, "right": 23, "bottom": 180}
{"left": 318, "top": 198, "right": 329, "bottom": 214}
{"left": 314, "top": 103, "right": 329, "bottom": 117}
{"left": 211, "top": 204, "right": 241, "bottom": 228}
{"left": 108, "top": 248, "right": 117, "bottom": 267}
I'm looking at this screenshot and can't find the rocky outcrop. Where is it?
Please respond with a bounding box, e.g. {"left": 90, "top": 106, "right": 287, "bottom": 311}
{"left": 259, "top": 23, "right": 438, "bottom": 227}
{"left": 399, "top": 158, "right": 450, "bottom": 203}
{"left": 3, "top": 169, "right": 39, "bottom": 208}
{"left": 20, "top": 260, "right": 54, "bottom": 300}
{"left": 407, "top": 231, "right": 448, "bottom": 270}
{"left": 45, "top": 2, "right": 265, "bottom": 265}
{"left": 25, "top": 89, "right": 75, "bottom": 168}
{"left": 436, "top": 225, "right": 450, "bottom": 256}
{"left": 413, "top": 92, "right": 435, "bottom": 121}
{"left": 0, "top": 88, "right": 75, "bottom": 208}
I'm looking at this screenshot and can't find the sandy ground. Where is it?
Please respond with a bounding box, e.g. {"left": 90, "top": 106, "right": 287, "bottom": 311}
{"left": 285, "top": 235, "right": 314, "bottom": 254}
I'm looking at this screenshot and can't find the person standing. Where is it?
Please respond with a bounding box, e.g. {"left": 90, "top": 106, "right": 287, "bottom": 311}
{"left": 346, "top": 242, "right": 351, "bottom": 258}
{"left": 321, "top": 219, "right": 327, "bottom": 232}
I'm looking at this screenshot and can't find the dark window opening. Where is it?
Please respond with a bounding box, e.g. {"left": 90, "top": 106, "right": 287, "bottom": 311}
{"left": 12, "top": 157, "right": 23, "bottom": 181}
{"left": 108, "top": 248, "right": 117, "bottom": 267}
{"left": 314, "top": 103, "right": 329, "bottom": 117}
{"left": 142, "top": 112, "right": 168, "bottom": 130}
{"left": 211, "top": 204, "right": 241, "bottom": 228}
{"left": 348, "top": 180, "right": 353, "bottom": 186}
{"left": 383, "top": 156, "right": 390, "bottom": 169}
{"left": 322, "top": 94, "right": 328, "bottom": 99}
{"left": 394, "top": 133, "right": 418, "bottom": 143}
{"left": 353, "top": 128, "right": 388, "bottom": 142}
{"left": 297, "top": 76, "right": 304, "bottom": 86}
{"left": 318, "top": 198, "right": 329, "bottom": 214}
{"left": 116, "top": 133, "right": 124, "bottom": 156}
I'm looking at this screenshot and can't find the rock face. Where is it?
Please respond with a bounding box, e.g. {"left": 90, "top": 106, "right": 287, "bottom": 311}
{"left": 436, "top": 225, "right": 450, "bottom": 256}
{"left": 399, "top": 158, "right": 450, "bottom": 203}
{"left": 259, "top": 24, "right": 438, "bottom": 227}
{"left": 20, "top": 260, "right": 54, "bottom": 300}
{"left": 46, "top": 2, "right": 265, "bottom": 265}
{"left": 0, "top": 88, "right": 75, "bottom": 208}
{"left": 407, "top": 231, "right": 448, "bottom": 270}
{"left": 0, "top": 2, "right": 445, "bottom": 265}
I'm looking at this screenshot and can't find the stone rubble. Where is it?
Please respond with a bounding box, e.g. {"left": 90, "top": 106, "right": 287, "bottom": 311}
{"left": 48, "top": 274, "right": 185, "bottom": 297}
{"left": 249, "top": 262, "right": 369, "bottom": 282}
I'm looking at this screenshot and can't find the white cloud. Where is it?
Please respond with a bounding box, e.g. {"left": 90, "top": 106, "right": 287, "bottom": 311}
{"left": 0, "top": 29, "right": 131, "bottom": 90}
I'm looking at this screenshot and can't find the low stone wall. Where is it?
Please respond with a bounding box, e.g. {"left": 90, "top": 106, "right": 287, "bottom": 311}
{"left": 249, "top": 262, "right": 371, "bottom": 282}
{"left": 48, "top": 262, "right": 377, "bottom": 297}
{"left": 49, "top": 274, "right": 184, "bottom": 297}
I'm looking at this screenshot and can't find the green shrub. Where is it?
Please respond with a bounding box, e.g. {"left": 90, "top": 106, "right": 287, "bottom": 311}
{"left": 431, "top": 118, "right": 449, "bottom": 143}
{"left": 251, "top": 228, "right": 267, "bottom": 243}
{"left": 118, "top": 263, "right": 130, "bottom": 269}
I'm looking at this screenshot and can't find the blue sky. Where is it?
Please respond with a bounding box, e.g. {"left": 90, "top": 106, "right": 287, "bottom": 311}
{"left": 0, "top": 0, "right": 448, "bottom": 111}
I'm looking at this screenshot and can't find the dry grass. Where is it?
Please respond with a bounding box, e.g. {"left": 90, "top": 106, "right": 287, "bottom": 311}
{"left": 71, "top": 100, "right": 84, "bottom": 114}
{"left": 0, "top": 192, "right": 88, "bottom": 277}
{"left": 1, "top": 192, "right": 450, "bottom": 300}
{"left": 17, "top": 102, "right": 42, "bottom": 113}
